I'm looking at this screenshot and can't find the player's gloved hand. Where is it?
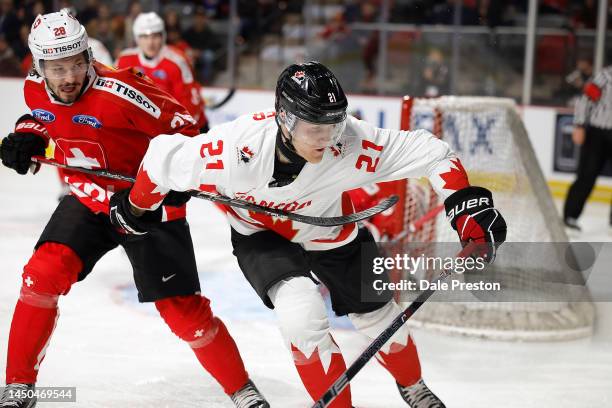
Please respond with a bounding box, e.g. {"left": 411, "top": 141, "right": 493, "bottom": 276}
{"left": 444, "top": 186, "right": 507, "bottom": 263}
{"left": 1, "top": 114, "right": 48, "bottom": 175}
{"left": 161, "top": 190, "right": 192, "bottom": 207}
{"left": 109, "top": 189, "right": 163, "bottom": 235}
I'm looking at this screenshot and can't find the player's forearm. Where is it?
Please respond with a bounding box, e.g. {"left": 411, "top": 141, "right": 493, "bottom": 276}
{"left": 426, "top": 156, "right": 470, "bottom": 199}
{"left": 375, "top": 128, "right": 469, "bottom": 195}
{"left": 129, "top": 134, "right": 204, "bottom": 210}
{"left": 404, "top": 130, "right": 471, "bottom": 197}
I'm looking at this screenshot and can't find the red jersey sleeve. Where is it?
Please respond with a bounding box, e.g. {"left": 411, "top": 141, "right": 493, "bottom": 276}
{"left": 165, "top": 47, "right": 208, "bottom": 130}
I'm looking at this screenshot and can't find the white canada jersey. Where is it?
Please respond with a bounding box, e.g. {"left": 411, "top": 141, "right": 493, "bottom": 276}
{"left": 130, "top": 110, "right": 469, "bottom": 250}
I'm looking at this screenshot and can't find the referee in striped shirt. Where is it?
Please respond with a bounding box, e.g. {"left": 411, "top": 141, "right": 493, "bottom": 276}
{"left": 563, "top": 65, "right": 612, "bottom": 233}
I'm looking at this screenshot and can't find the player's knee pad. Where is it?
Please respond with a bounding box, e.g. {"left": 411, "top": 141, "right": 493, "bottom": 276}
{"left": 20, "top": 243, "right": 83, "bottom": 308}
{"left": 155, "top": 295, "right": 218, "bottom": 348}
{"left": 349, "top": 300, "right": 411, "bottom": 353}
{"left": 268, "top": 277, "right": 332, "bottom": 357}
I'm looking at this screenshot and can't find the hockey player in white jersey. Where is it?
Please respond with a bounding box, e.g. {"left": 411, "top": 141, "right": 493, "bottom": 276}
{"left": 110, "top": 61, "right": 507, "bottom": 408}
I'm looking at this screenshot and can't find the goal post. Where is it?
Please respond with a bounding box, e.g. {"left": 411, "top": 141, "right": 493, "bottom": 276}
{"left": 376, "top": 96, "right": 595, "bottom": 341}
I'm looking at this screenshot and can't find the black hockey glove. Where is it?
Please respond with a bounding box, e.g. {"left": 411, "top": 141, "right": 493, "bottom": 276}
{"left": 109, "top": 189, "right": 163, "bottom": 235}
{"left": 161, "top": 190, "right": 193, "bottom": 207}
{"left": 1, "top": 114, "right": 48, "bottom": 175}
{"left": 444, "top": 186, "right": 507, "bottom": 263}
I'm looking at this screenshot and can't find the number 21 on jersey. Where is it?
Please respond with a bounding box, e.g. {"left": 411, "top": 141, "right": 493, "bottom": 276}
{"left": 355, "top": 140, "right": 383, "bottom": 172}
{"left": 200, "top": 140, "right": 224, "bottom": 170}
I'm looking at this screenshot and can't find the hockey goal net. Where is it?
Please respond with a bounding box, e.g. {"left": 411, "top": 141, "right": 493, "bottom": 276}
{"left": 379, "top": 96, "right": 595, "bottom": 341}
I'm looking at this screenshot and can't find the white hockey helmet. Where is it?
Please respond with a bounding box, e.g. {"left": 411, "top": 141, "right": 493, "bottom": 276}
{"left": 28, "top": 11, "right": 92, "bottom": 78}
{"left": 133, "top": 12, "right": 165, "bottom": 38}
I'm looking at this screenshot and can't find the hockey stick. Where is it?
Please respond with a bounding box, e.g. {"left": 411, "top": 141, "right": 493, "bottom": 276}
{"left": 30, "top": 157, "right": 398, "bottom": 227}
{"left": 206, "top": 88, "right": 236, "bottom": 110}
{"left": 310, "top": 242, "right": 479, "bottom": 408}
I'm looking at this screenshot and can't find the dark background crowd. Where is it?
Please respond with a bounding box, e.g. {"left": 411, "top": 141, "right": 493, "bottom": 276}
{"left": 0, "top": 0, "right": 608, "bottom": 104}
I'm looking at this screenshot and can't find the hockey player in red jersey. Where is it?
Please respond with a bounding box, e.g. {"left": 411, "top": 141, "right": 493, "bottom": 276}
{"left": 116, "top": 12, "right": 209, "bottom": 132}
{"left": 112, "top": 62, "right": 507, "bottom": 408}
{"left": 0, "top": 11, "right": 268, "bottom": 408}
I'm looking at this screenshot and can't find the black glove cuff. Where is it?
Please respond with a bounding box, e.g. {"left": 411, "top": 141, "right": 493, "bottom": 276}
{"left": 161, "top": 190, "right": 192, "bottom": 207}
{"left": 444, "top": 186, "right": 494, "bottom": 229}
{"left": 110, "top": 189, "right": 162, "bottom": 234}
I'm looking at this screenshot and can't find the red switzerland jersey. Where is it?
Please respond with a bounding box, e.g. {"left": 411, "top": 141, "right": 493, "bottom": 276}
{"left": 24, "top": 61, "right": 200, "bottom": 218}
{"left": 116, "top": 45, "right": 207, "bottom": 130}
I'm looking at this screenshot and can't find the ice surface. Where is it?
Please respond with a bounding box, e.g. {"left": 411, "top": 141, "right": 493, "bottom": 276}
{"left": 1, "top": 165, "right": 610, "bottom": 407}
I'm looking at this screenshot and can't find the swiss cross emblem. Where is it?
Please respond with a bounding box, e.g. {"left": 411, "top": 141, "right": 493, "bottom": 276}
{"left": 54, "top": 139, "right": 107, "bottom": 170}
{"left": 292, "top": 71, "right": 306, "bottom": 85}
{"left": 24, "top": 276, "right": 35, "bottom": 288}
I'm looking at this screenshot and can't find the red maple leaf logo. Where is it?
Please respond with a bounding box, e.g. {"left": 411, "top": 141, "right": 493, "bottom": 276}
{"left": 242, "top": 146, "right": 254, "bottom": 157}
{"left": 129, "top": 168, "right": 166, "bottom": 209}
{"left": 439, "top": 159, "right": 469, "bottom": 191}
{"left": 249, "top": 211, "right": 300, "bottom": 240}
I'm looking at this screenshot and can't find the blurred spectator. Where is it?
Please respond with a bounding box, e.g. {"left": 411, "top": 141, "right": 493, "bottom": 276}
{"left": 431, "top": 0, "right": 480, "bottom": 25}
{"left": 478, "top": 0, "right": 513, "bottom": 27}
{"left": 420, "top": 48, "right": 450, "bottom": 97}
{"left": 318, "top": 11, "right": 349, "bottom": 41}
{"left": 571, "top": 0, "right": 596, "bottom": 29}
{"left": 163, "top": 8, "right": 181, "bottom": 32}
{"left": 11, "top": 23, "right": 30, "bottom": 60}
{"left": 167, "top": 27, "right": 194, "bottom": 66}
{"left": 357, "top": 1, "right": 378, "bottom": 92}
{"left": 123, "top": 0, "right": 143, "bottom": 48}
{"left": 1, "top": 0, "right": 21, "bottom": 44}
{"left": 57, "top": 0, "right": 76, "bottom": 14}
{"left": 94, "top": 16, "right": 117, "bottom": 59}
{"left": 182, "top": 7, "right": 222, "bottom": 84}
{"left": 541, "top": 0, "right": 568, "bottom": 14}
{"left": 0, "top": 33, "right": 21, "bottom": 77}
{"left": 89, "top": 37, "right": 113, "bottom": 66}
{"left": 78, "top": 0, "right": 99, "bottom": 26}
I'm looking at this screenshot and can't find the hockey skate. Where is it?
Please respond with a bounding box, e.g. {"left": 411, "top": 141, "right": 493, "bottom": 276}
{"left": 564, "top": 217, "right": 582, "bottom": 238}
{"left": 0, "top": 384, "right": 36, "bottom": 408}
{"left": 229, "top": 380, "right": 270, "bottom": 408}
{"left": 397, "top": 379, "right": 446, "bottom": 408}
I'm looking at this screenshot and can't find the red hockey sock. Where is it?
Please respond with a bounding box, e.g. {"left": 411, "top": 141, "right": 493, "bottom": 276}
{"left": 376, "top": 335, "right": 422, "bottom": 387}
{"left": 190, "top": 318, "right": 249, "bottom": 395}
{"left": 155, "top": 296, "right": 249, "bottom": 395}
{"left": 6, "top": 298, "right": 59, "bottom": 384}
{"left": 292, "top": 340, "right": 352, "bottom": 408}
{"left": 6, "top": 243, "right": 82, "bottom": 384}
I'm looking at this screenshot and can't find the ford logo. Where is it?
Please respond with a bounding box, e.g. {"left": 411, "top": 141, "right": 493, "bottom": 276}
{"left": 72, "top": 115, "right": 102, "bottom": 129}
{"left": 32, "top": 109, "right": 55, "bottom": 123}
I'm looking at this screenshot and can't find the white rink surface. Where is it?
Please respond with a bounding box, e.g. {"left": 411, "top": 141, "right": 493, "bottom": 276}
{"left": 1, "top": 165, "right": 611, "bottom": 408}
